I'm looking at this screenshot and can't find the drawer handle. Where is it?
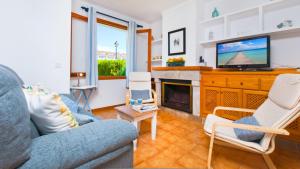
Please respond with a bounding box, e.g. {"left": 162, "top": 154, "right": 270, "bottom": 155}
{"left": 240, "top": 82, "right": 244, "bottom": 86}
{"left": 212, "top": 81, "right": 215, "bottom": 84}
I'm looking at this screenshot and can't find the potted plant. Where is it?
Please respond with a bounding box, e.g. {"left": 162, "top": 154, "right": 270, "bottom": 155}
{"left": 167, "top": 57, "right": 185, "bottom": 67}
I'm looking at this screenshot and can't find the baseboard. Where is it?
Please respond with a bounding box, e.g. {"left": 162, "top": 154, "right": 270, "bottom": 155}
{"left": 92, "top": 104, "right": 125, "bottom": 112}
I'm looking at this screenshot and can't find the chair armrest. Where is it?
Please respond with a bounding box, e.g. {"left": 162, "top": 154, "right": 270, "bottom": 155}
{"left": 151, "top": 89, "right": 158, "bottom": 106}
{"left": 213, "top": 106, "right": 256, "bottom": 115}
{"left": 212, "top": 122, "right": 289, "bottom": 135}
{"left": 125, "top": 90, "right": 130, "bottom": 106}
{"left": 20, "top": 120, "right": 137, "bottom": 169}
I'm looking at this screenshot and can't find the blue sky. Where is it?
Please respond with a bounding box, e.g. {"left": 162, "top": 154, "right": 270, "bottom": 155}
{"left": 97, "top": 24, "right": 127, "bottom": 53}
{"left": 218, "top": 37, "right": 267, "bottom": 54}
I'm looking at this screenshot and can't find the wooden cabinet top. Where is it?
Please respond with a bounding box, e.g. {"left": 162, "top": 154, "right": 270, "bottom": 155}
{"left": 152, "top": 66, "right": 213, "bottom": 71}
{"left": 201, "top": 68, "right": 300, "bottom": 75}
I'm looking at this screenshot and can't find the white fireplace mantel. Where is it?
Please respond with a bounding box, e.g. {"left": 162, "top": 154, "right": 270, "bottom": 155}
{"left": 151, "top": 66, "right": 212, "bottom": 116}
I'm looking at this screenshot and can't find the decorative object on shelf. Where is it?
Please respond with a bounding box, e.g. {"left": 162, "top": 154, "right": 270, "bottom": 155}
{"left": 212, "top": 7, "right": 220, "bottom": 18}
{"left": 168, "top": 28, "right": 186, "bottom": 56}
{"left": 76, "top": 72, "right": 84, "bottom": 87}
{"left": 208, "top": 31, "right": 214, "bottom": 40}
{"left": 152, "top": 55, "right": 162, "bottom": 61}
{"left": 199, "top": 56, "right": 207, "bottom": 66}
{"left": 167, "top": 57, "right": 185, "bottom": 67}
{"left": 277, "top": 20, "right": 293, "bottom": 29}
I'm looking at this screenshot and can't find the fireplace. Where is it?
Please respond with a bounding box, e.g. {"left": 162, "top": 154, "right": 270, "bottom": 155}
{"left": 161, "top": 79, "right": 193, "bottom": 113}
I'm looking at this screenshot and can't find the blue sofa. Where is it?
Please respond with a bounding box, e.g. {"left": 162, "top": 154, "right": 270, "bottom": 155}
{"left": 0, "top": 65, "right": 137, "bottom": 169}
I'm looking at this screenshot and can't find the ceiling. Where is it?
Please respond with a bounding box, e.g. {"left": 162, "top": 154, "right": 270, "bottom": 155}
{"left": 85, "top": 0, "right": 187, "bottom": 23}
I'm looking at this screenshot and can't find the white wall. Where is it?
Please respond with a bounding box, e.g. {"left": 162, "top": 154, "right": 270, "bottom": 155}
{"left": 203, "top": 0, "right": 269, "bottom": 20}
{"left": 71, "top": 0, "right": 150, "bottom": 109}
{"left": 151, "top": 20, "right": 163, "bottom": 67}
{"left": 151, "top": 20, "right": 163, "bottom": 40}
{"left": 0, "top": 0, "right": 71, "bottom": 93}
{"left": 162, "top": 0, "right": 202, "bottom": 66}
{"left": 161, "top": 0, "right": 300, "bottom": 68}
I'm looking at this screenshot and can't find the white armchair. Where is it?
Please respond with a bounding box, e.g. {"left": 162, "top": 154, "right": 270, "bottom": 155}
{"left": 204, "top": 74, "right": 300, "bottom": 169}
{"left": 125, "top": 72, "right": 157, "bottom": 106}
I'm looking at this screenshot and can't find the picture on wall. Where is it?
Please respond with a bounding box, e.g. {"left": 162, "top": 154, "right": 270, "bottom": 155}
{"left": 168, "top": 28, "right": 186, "bottom": 56}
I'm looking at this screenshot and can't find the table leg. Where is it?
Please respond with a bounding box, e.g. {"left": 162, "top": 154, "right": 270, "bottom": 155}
{"left": 75, "top": 90, "right": 83, "bottom": 105}
{"left": 82, "top": 89, "right": 93, "bottom": 113}
{"left": 137, "top": 122, "right": 141, "bottom": 133}
{"left": 132, "top": 121, "right": 138, "bottom": 151}
{"left": 151, "top": 111, "right": 157, "bottom": 140}
{"left": 117, "top": 114, "right": 121, "bottom": 120}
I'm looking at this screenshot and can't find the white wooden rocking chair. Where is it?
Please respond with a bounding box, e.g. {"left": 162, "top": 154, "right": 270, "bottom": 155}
{"left": 125, "top": 72, "right": 157, "bottom": 106}
{"left": 204, "top": 74, "right": 300, "bottom": 169}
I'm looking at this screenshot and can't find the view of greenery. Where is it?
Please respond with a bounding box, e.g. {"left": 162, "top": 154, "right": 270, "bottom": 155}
{"left": 97, "top": 24, "right": 127, "bottom": 77}
{"left": 98, "top": 60, "right": 126, "bottom": 76}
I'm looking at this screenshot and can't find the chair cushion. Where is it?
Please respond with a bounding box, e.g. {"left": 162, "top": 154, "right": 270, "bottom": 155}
{"left": 23, "top": 89, "right": 79, "bottom": 135}
{"left": 130, "top": 90, "right": 151, "bottom": 100}
{"left": 233, "top": 116, "right": 265, "bottom": 142}
{"left": 129, "top": 72, "right": 151, "bottom": 82}
{"left": 269, "top": 74, "right": 300, "bottom": 109}
{"left": 0, "top": 65, "right": 31, "bottom": 168}
{"left": 204, "top": 114, "right": 265, "bottom": 152}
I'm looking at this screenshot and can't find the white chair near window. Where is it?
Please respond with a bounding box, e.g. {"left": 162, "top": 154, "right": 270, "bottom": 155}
{"left": 125, "top": 72, "right": 157, "bottom": 106}
{"left": 204, "top": 74, "right": 300, "bottom": 169}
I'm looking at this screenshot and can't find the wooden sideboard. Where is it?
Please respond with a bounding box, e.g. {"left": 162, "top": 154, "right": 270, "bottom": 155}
{"left": 200, "top": 69, "right": 300, "bottom": 142}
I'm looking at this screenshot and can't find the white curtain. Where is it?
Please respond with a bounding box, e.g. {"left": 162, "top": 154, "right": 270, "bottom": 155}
{"left": 86, "top": 7, "right": 98, "bottom": 87}
{"left": 126, "top": 21, "right": 137, "bottom": 87}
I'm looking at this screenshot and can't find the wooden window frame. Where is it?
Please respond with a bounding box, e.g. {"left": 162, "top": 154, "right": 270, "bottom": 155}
{"left": 71, "top": 12, "right": 152, "bottom": 80}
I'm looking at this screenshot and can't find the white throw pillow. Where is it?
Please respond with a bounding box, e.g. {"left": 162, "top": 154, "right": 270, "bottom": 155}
{"left": 23, "top": 88, "right": 79, "bottom": 135}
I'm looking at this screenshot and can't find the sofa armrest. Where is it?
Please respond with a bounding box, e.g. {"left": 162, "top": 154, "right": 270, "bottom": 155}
{"left": 20, "top": 120, "right": 137, "bottom": 169}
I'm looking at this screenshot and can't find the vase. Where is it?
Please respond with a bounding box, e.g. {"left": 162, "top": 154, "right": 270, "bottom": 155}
{"left": 212, "top": 8, "right": 220, "bottom": 18}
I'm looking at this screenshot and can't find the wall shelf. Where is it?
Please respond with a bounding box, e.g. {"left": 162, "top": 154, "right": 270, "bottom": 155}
{"left": 199, "top": 0, "right": 300, "bottom": 46}
{"left": 200, "top": 26, "right": 300, "bottom": 46}
{"left": 152, "top": 38, "right": 162, "bottom": 67}
{"left": 152, "top": 39, "right": 162, "bottom": 44}
{"left": 152, "top": 59, "right": 162, "bottom": 62}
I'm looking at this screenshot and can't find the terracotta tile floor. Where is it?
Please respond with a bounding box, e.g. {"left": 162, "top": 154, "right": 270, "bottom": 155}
{"left": 94, "top": 107, "right": 300, "bottom": 169}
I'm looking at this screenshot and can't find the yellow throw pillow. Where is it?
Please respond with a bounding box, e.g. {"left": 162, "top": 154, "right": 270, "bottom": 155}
{"left": 23, "top": 88, "right": 79, "bottom": 135}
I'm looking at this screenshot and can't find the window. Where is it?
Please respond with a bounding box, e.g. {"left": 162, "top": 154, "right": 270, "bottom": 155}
{"left": 97, "top": 24, "right": 127, "bottom": 78}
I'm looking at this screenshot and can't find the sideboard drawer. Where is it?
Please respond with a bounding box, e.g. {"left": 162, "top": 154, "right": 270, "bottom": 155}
{"left": 202, "top": 76, "right": 226, "bottom": 87}
{"left": 227, "top": 77, "right": 259, "bottom": 90}
{"left": 261, "top": 76, "right": 276, "bottom": 91}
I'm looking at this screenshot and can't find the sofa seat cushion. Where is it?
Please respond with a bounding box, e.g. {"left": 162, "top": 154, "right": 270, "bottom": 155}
{"left": 19, "top": 120, "right": 137, "bottom": 169}
{"left": 0, "top": 65, "right": 31, "bottom": 168}
{"left": 77, "top": 144, "right": 132, "bottom": 169}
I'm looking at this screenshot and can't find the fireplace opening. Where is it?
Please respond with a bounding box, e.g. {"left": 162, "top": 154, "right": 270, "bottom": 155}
{"left": 161, "top": 79, "right": 192, "bottom": 113}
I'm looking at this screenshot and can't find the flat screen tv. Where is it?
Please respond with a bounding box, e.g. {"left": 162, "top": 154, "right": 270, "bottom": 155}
{"left": 216, "top": 36, "right": 270, "bottom": 69}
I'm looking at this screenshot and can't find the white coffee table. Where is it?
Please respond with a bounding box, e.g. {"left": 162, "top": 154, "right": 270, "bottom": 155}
{"left": 114, "top": 105, "right": 158, "bottom": 150}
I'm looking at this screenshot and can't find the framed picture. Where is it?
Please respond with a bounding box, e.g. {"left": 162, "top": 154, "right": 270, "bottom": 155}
{"left": 168, "top": 28, "right": 186, "bottom": 56}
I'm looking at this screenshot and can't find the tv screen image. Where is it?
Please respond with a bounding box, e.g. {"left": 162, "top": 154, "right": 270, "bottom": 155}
{"left": 217, "top": 36, "right": 270, "bottom": 68}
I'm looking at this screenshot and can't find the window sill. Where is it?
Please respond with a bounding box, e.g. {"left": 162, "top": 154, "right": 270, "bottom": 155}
{"left": 99, "top": 76, "right": 126, "bottom": 80}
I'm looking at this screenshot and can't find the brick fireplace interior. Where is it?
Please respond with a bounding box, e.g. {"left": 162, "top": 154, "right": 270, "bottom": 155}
{"left": 161, "top": 79, "right": 193, "bottom": 113}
